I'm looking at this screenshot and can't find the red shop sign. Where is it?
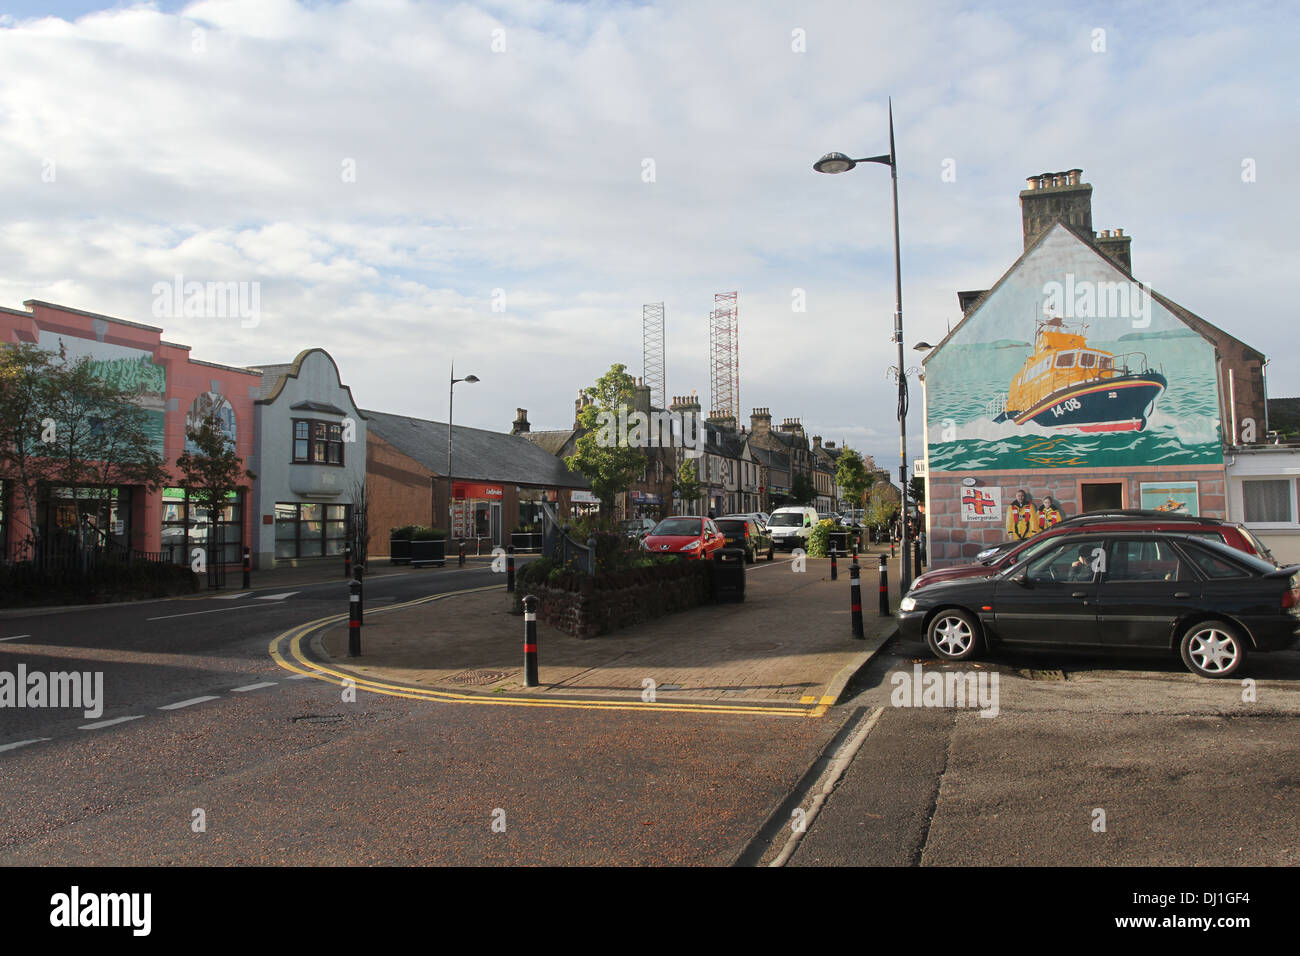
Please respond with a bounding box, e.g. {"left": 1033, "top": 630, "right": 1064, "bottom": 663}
{"left": 453, "top": 482, "right": 504, "bottom": 499}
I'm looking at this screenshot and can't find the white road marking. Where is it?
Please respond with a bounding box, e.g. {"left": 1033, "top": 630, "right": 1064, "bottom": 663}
{"left": 146, "top": 604, "right": 277, "bottom": 622}
{"left": 255, "top": 592, "right": 299, "bottom": 601}
{"left": 0, "top": 738, "right": 50, "bottom": 753}
{"left": 80, "top": 715, "right": 144, "bottom": 730}
{"left": 0, "top": 634, "right": 32, "bottom": 642}
{"left": 287, "top": 673, "right": 315, "bottom": 680}
{"left": 211, "top": 591, "right": 254, "bottom": 600}
{"left": 158, "top": 695, "right": 220, "bottom": 710}
{"left": 230, "top": 681, "right": 277, "bottom": 692}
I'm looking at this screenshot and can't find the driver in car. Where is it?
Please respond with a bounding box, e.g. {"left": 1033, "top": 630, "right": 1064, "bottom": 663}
{"left": 1067, "top": 546, "right": 1096, "bottom": 581}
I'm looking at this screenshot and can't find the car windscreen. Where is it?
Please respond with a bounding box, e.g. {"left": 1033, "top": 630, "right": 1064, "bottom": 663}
{"left": 768, "top": 514, "right": 803, "bottom": 527}
{"left": 1235, "top": 526, "right": 1278, "bottom": 565}
{"left": 652, "top": 518, "right": 701, "bottom": 536}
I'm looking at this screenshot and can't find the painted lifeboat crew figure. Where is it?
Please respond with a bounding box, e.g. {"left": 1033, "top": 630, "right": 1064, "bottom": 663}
{"left": 1005, "top": 489, "right": 1039, "bottom": 541}
{"left": 1038, "top": 495, "right": 1064, "bottom": 532}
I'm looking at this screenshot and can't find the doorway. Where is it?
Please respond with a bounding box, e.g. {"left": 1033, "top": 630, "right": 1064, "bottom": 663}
{"left": 1080, "top": 481, "right": 1124, "bottom": 512}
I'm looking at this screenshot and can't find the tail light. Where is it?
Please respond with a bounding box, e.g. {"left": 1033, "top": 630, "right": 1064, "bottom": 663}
{"left": 1284, "top": 577, "right": 1300, "bottom": 609}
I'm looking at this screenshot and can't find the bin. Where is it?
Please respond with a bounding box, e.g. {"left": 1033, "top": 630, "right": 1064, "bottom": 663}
{"left": 711, "top": 547, "right": 746, "bottom": 603}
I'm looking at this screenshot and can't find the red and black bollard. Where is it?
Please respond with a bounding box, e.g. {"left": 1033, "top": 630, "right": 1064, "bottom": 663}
{"left": 830, "top": 546, "right": 838, "bottom": 581}
{"left": 849, "top": 559, "right": 864, "bottom": 639}
{"left": 242, "top": 547, "right": 251, "bottom": 589}
{"left": 458, "top": 539, "right": 466, "bottom": 568}
{"left": 506, "top": 545, "right": 515, "bottom": 592}
{"left": 344, "top": 544, "right": 352, "bottom": 578}
{"left": 878, "top": 553, "right": 891, "bottom": 617}
{"left": 890, "top": 540, "right": 895, "bottom": 559}
{"left": 523, "top": 594, "right": 539, "bottom": 686}
{"left": 348, "top": 578, "right": 362, "bottom": 657}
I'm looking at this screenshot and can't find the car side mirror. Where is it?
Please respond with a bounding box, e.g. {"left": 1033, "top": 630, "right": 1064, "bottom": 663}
{"left": 1013, "top": 570, "right": 1032, "bottom": 588}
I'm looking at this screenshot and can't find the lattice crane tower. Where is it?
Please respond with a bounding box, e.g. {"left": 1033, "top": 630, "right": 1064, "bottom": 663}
{"left": 709, "top": 291, "right": 739, "bottom": 421}
{"left": 642, "top": 302, "right": 666, "bottom": 410}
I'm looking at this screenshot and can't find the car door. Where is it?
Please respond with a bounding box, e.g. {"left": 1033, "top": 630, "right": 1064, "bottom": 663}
{"left": 1096, "top": 536, "right": 1193, "bottom": 647}
{"left": 991, "top": 537, "right": 1104, "bottom": 646}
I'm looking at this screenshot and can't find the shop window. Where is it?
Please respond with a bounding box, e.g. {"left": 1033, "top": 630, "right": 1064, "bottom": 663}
{"left": 292, "top": 418, "right": 345, "bottom": 466}
{"left": 274, "top": 502, "right": 351, "bottom": 558}
{"left": 1242, "top": 479, "right": 1292, "bottom": 523}
{"left": 162, "top": 488, "right": 242, "bottom": 565}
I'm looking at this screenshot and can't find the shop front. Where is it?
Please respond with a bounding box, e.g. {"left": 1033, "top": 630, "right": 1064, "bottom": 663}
{"left": 629, "top": 491, "right": 663, "bottom": 519}
{"left": 452, "top": 481, "right": 503, "bottom": 545}
{"left": 162, "top": 487, "right": 244, "bottom": 565}
{"left": 569, "top": 490, "right": 600, "bottom": 518}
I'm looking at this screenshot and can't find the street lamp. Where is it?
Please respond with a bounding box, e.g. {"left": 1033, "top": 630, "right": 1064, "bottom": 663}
{"left": 814, "top": 98, "right": 913, "bottom": 588}
{"left": 448, "top": 362, "right": 479, "bottom": 539}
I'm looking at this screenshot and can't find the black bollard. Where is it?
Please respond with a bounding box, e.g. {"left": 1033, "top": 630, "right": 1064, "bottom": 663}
{"left": 348, "top": 577, "right": 362, "bottom": 657}
{"left": 343, "top": 543, "right": 352, "bottom": 578}
{"left": 913, "top": 537, "right": 923, "bottom": 577}
{"left": 523, "top": 594, "right": 539, "bottom": 686}
{"left": 849, "top": 559, "right": 864, "bottom": 639}
{"left": 353, "top": 565, "right": 364, "bottom": 624}
{"left": 890, "top": 540, "right": 895, "bottom": 559}
{"left": 242, "top": 547, "right": 251, "bottom": 589}
{"left": 458, "top": 539, "right": 465, "bottom": 568}
{"left": 830, "top": 546, "right": 838, "bottom": 581}
{"left": 878, "top": 553, "right": 891, "bottom": 617}
{"left": 506, "top": 545, "right": 515, "bottom": 592}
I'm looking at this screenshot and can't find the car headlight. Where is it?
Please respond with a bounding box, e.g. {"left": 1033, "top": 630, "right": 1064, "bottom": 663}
{"left": 899, "top": 596, "right": 917, "bottom": 612}
{"left": 682, "top": 540, "right": 700, "bottom": 550}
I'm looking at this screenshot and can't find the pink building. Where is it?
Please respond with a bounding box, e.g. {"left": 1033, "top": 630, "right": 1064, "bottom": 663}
{"left": 0, "top": 300, "right": 260, "bottom": 564}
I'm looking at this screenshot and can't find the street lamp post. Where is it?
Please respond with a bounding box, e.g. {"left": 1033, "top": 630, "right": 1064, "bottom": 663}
{"left": 813, "top": 98, "right": 913, "bottom": 589}
{"left": 447, "top": 362, "right": 480, "bottom": 540}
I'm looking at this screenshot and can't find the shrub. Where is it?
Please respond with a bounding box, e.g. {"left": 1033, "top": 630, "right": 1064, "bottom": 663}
{"left": 807, "top": 518, "right": 838, "bottom": 557}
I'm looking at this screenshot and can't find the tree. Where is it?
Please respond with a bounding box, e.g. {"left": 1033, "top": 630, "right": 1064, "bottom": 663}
{"left": 789, "top": 472, "right": 817, "bottom": 506}
{"left": 909, "top": 476, "right": 926, "bottom": 505}
{"left": 868, "top": 486, "right": 897, "bottom": 532}
{"left": 564, "top": 363, "right": 645, "bottom": 517}
{"left": 673, "top": 458, "right": 702, "bottom": 513}
{"left": 0, "top": 343, "right": 167, "bottom": 554}
{"left": 175, "top": 410, "right": 253, "bottom": 570}
{"left": 834, "top": 448, "right": 875, "bottom": 511}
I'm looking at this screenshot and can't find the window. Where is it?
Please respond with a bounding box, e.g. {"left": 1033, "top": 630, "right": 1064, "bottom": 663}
{"left": 1242, "top": 479, "right": 1291, "bottom": 523}
{"left": 1106, "top": 539, "right": 1183, "bottom": 582}
{"left": 162, "top": 488, "right": 242, "bottom": 565}
{"left": 1055, "top": 351, "right": 1076, "bottom": 369}
{"left": 1181, "top": 542, "right": 1250, "bottom": 580}
{"left": 1099, "top": 356, "right": 1114, "bottom": 370}
{"left": 292, "top": 419, "right": 345, "bottom": 466}
{"left": 1079, "top": 352, "right": 1097, "bottom": 368}
{"left": 1026, "top": 538, "right": 1104, "bottom": 584}
{"left": 274, "top": 502, "right": 350, "bottom": 558}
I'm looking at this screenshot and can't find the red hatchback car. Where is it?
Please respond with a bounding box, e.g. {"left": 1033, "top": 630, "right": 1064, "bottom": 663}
{"left": 641, "top": 516, "right": 727, "bottom": 560}
{"left": 911, "top": 511, "right": 1277, "bottom": 593}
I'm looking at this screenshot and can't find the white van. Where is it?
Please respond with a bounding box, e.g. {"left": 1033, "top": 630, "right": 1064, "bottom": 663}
{"left": 766, "top": 506, "right": 820, "bottom": 551}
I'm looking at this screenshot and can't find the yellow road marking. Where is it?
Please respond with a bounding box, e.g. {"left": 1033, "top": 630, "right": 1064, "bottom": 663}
{"left": 268, "top": 585, "right": 820, "bottom": 718}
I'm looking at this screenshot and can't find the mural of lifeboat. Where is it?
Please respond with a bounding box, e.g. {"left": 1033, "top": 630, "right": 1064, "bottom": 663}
{"left": 989, "top": 317, "right": 1167, "bottom": 433}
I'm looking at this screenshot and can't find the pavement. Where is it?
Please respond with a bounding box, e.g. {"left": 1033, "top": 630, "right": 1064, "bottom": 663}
{"left": 304, "top": 546, "right": 908, "bottom": 713}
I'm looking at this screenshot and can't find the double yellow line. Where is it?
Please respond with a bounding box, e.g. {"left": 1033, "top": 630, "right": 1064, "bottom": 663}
{"left": 268, "top": 584, "right": 822, "bottom": 718}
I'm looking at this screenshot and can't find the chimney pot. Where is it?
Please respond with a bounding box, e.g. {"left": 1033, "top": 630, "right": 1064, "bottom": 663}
{"left": 1114, "top": 227, "right": 1123, "bottom": 237}
{"left": 1026, "top": 177, "right": 1039, "bottom": 190}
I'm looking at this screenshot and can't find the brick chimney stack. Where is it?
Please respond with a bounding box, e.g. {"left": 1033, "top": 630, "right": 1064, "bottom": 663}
{"left": 511, "top": 408, "right": 530, "bottom": 435}
{"left": 1094, "top": 226, "right": 1133, "bottom": 273}
{"left": 574, "top": 389, "right": 594, "bottom": 427}
{"left": 1020, "top": 168, "right": 1092, "bottom": 250}
{"left": 812, "top": 434, "right": 823, "bottom": 450}
{"left": 750, "top": 407, "right": 772, "bottom": 436}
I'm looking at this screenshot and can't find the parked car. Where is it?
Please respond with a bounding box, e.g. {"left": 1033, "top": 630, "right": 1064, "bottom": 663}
{"left": 716, "top": 516, "right": 774, "bottom": 563}
{"left": 898, "top": 532, "right": 1300, "bottom": 678}
{"left": 619, "top": 517, "right": 658, "bottom": 541}
{"left": 909, "top": 511, "right": 1277, "bottom": 594}
{"left": 641, "top": 516, "right": 727, "bottom": 560}
{"left": 766, "top": 506, "right": 820, "bottom": 552}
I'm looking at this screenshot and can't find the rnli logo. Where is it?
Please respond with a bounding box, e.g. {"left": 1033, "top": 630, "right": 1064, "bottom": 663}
{"left": 962, "top": 490, "right": 995, "bottom": 515}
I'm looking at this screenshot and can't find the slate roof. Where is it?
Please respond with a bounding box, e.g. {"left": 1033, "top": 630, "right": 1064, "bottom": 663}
{"left": 521, "top": 429, "right": 578, "bottom": 456}
{"left": 363, "top": 409, "right": 589, "bottom": 489}
{"left": 250, "top": 363, "right": 295, "bottom": 398}
{"left": 750, "top": 445, "right": 790, "bottom": 471}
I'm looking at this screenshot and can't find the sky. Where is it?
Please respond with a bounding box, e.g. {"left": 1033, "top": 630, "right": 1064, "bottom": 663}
{"left": 1, "top": 0, "right": 1296, "bottom": 476}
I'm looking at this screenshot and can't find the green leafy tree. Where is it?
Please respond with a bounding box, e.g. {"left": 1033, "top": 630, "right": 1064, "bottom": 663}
{"left": 790, "top": 472, "right": 817, "bottom": 506}
{"left": 909, "top": 476, "right": 926, "bottom": 505}
{"left": 835, "top": 448, "right": 875, "bottom": 511}
{"left": 564, "top": 363, "right": 646, "bottom": 517}
{"left": 176, "top": 411, "right": 253, "bottom": 568}
{"left": 0, "top": 343, "right": 167, "bottom": 551}
{"left": 673, "top": 458, "right": 703, "bottom": 513}
{"left": 868, "top": 487, "right": 897, "bottom": 534}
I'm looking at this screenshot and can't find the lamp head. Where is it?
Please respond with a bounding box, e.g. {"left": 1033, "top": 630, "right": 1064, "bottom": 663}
{"left": 813, "top": 152, "right": 856, "bottom": 174}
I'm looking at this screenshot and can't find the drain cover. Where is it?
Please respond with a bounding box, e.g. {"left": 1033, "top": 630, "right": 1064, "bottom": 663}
{"left": 291, "top": 714, "right": 345, "bottom": 723}
{"left": 451, "top": 669, "right": 510, "bottom": 685}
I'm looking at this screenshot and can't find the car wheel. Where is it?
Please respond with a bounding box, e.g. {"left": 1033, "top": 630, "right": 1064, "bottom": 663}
{"left": 1179, "top": 620, "right": 1248, "bottom": 678}
{"left": 926, "top": 609, "right": 981, "bottom": 662}
{"left": 767, "top": 544, "right": 774, "bottom": 561}
{"left": 746, "top": 547, "right": 755, "bottom": 564}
